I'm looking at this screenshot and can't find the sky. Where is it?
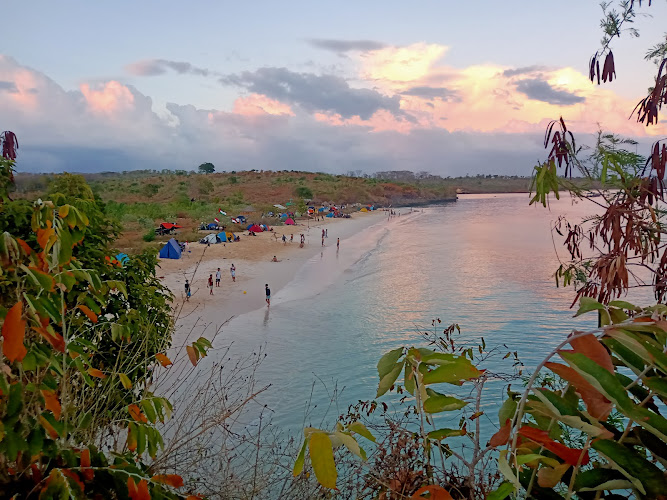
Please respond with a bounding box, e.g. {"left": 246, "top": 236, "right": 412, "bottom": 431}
{"left": 1, "top": 0, "right": 666, "bottom": 176}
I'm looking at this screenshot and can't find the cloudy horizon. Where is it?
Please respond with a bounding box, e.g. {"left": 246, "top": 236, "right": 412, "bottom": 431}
{"left": 2, "top": 1, "right": 666, "bottom": 176}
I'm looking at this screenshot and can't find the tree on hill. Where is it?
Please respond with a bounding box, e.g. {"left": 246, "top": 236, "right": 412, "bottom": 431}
{"left": 198, "top": 162, "right": 215, "bottom": 174}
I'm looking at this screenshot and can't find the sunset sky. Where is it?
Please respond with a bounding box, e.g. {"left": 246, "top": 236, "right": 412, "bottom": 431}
{"left": 2, "top": 1, "right": 666, "bottom": 175}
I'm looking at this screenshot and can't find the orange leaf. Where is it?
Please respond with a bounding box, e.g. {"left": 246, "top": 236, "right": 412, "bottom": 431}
{"left": 128, "top": 404, "right": 148, "bottom": 423}
{"left": 411, "top": 485, "right": 453, "bottom": 500}
{"left": 488, "top": 419, "right": 511, "bottom": 447}
{"left": 36, "top": 226, "right": 55, "bottom": 250}
{"left": 155, "top": 353, "right": 173, "bottom": 367}
{"left": 78, "top": 305, "right": 98, "bottom": 323}
{"left": 87, "top": 368, "right": 107, "bottom": 379}
{"left": 39, "top": 415, "right": 59, "bottom": 439}
{"left": 545, "top": 362, "right": 612, "bottom": 420}
{"left": 80, "top": 448, "right": 93, "bottom": 481}
{"left": 33, "top": 323, "right": 65, "bottom": 353}
{"left": 186, "top": 345, "right": 198, "bottom": 366}
{"left": 41, "top": 389, "right": 62, "bottom": 420}
{"left": 518, "top": 426, "right": 589, "bottom": 466}
{"left": 2, "top": 302, "right": 27, "bottom": 362}
{"left": 16, "top": 238, "right": 32, "bottom": 255}
{"left": 152, "top": 474, "right": 184, "bottom": 488}
{"left": 567, "top": 334, "right": 613, "bottom": 372}
{"left": 537, "top": 463, "right": 570, "bottom": 488}
{"left": 61, "top": 469, "right": 85, "bottom": 493}
{"left": 131, "top": 479, "right": 150, "bottom": 500}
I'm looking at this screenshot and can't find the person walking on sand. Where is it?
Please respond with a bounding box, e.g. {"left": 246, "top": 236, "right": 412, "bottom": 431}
{"left": 325, "top": 228, "right": 328, "bottom": 238}
{"left": 230, "top": 263, "right": 236, "bottom": 282}
{"left": 216, "top": 268, "right": 221, "bottom": 287}
{"left": 290, "top": 234, "right": 293, "bottom": 243}
{"left": 265, "top": 284, "right": 271, "bottom": 307}
{"left": 282, "top": 234, "right": 286, "bottom": 245}
{"left": 321, "top": 235, "right": 325, "bottom": 247}
{"left": 184, "top": 280, "right": 191, "bottom": 301}
{"left": 337, "top": 237, "right": 340, "bottom": 249}
{"left": 208, "top": 274, "right": 214, "bottom": 295}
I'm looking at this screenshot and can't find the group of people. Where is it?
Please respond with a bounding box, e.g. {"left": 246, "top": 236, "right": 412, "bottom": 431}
{"left": 183, "top": 263, "right": 236, "bottom": 300}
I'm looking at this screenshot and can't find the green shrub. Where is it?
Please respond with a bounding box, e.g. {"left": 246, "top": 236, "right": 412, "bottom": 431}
{"left": 142, "top": 229, "right": 156, "bottom": 242}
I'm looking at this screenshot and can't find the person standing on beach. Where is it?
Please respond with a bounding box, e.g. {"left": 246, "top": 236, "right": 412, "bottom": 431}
{"left": 325, "top": 228, "right": 328, "bottom": 238}
{"left": 216, "top": 268, "right": 221, "bottom": 287}
{"left": 230, "top": 263, "right": 236, "bottom": 282}
{"left": 321, "top": 235, "right": 325, "bottom": 247}
{"left": 184, "top": 280, "right": 191, "bottom": 301}
{"left": 265, "top": 284, "right": 271, "bottom": 306}
{"left": 208, "top": 274, "right": 214, "bottom": 295}
{"left": 290, "top": 234, "right": 293, "bottom": 243}
{"left": 282, "top": 234, "right": 287, "bottom": 245}
{"left": 337, "top": 237, "right": 340, "bottom": 249}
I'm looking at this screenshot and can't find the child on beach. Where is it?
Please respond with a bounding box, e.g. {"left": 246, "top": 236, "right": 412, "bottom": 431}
{"left": 216, "top": 268, "right": 221, "bottom": 287}
{"left": 265, "top": 284, "right": 271, "bottom": 306}
{"left": 184, "top": 280, "right": 191, "bottom": 301}
{"left": 230, "top": 264, "right": 236, "bottom": 282}
{"left": 208, "top": 274, "right": 214, "bottom": 295}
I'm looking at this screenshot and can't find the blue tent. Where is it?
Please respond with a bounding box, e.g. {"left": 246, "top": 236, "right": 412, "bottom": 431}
{"left": 115, "top": 253, "right": 130, "bottom": 265}
{"left": 217, "top": 231, "right": 229, "bottom": 242}
{"left": 326, "top": 212, "right": 334, "bottom": 218}
{"left": 246, "top": 224, "right": 253, "bottom": 230}
{"left": 159, "top": 238, "right": 181, "bottom": 259}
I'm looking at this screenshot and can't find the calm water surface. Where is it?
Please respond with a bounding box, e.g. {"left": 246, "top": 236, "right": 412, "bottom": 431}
{"left": 197, "top": 193, "right": 628, "bottom": 437}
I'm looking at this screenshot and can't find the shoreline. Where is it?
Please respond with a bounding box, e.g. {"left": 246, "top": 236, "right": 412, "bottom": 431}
{"left": 158, "top": 211, "right": 388, "bottom": 326}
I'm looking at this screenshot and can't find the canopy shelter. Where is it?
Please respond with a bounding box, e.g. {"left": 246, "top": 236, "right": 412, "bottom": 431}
{"left": 159, "top": 238, "right": 182, "bottom": 259}
{"left": 248, "top": 224, "right": 263, "bottom": 232}
{"left": 201, "top": 233, "right": 219, "bottom": 244}
{"left": 160, "top": 223, "right": 182, "bottom": 230}
{"left": 285, "top": 218, "right": 295, "bottom": 225}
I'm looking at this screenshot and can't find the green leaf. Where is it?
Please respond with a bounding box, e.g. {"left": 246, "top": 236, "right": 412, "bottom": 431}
{"left": 140, "top": 400, "right": 157, "bottom": 423}
{"left": 308, "top": 432, "right": 337, "bottom": 489}
{"left": 377, "top": 347, "right": 403, "bottom": 379}
{"left": 608, "top": 300, "right": 637, "bottom": 311}
{"left": 7, "top": 383, "right": 23, "bottom": 418}
{"left": 404, "top": 363, "right": 415, "bottom": 395}
{"left": 20, "top": 265, "right": 55, "bottom": 292}
{"left": 486, "top": 481, "right": 515, "bottom": 500}
{"left": 423, "top": 389, "right": 468, "bottom": 413}
{"left": 334, "top": 431, "right": 365, "bottom": 460}
{"left": 427, "top": 428, "right": 466, "bottom": 440}
{"left": 347, "top": 421, "right": 375, "bottom": 442}
{"left": 376, "top": 361, "right": 403, "bottom": 397}
{"left": 118, "top": 373, "right": 132, "bottom": 390}
{"left": 292, "top": 439, "right": 307, "bottom": 476}
{"left": 421, "top": 356, "right": 481, "bottom": 385}
{"left": 498, "top": 450, "right": 520, "bottom": 489}
{"left": 420, "top": 351, "right": 458, "bottom": 365}
{"left": 498, "top": 398, "right": 517, "bottom": 425}
{"left": 575, "top": 296, "right": 604, "bottom": 317}
{"left": 592, "top": 439, "right": 665, "bottom": 496}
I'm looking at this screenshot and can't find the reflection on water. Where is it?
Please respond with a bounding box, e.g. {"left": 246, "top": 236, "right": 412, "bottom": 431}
{"left": 198, "top": 194, "right": 648, "bottom": 436}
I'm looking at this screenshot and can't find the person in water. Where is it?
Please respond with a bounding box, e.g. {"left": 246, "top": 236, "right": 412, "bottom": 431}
{"left": 265, "top": 284, "right": 271, "bottom": 306}
{"left": 184, "top": 280, "right": 191, "bottom": 301}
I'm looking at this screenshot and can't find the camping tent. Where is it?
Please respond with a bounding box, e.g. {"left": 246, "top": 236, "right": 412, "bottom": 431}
{"left": 248, "top": 224, "right": 263, "bottom": 232}
{"left": 326, "top": 212, "right": 334, "bottom": 218}
{"left": 159, "top": 239, "right": 182, "bottom": 259}
{"left": 285, "top": 218, "right": 295, "bottom": 225}
{"left": 225, "top": 232, "right": 235, "bottom": 241}
{"left": 360, "top": 208, "right": 368, "bottom": 212}
{"left": 217, "top": 231, "right": 228, "bottom": 242}
{"left": 201, "top": 233, "right": 218, "bottom": 244}
{"left": 115, "top": 253, "right": 130, "bottom": 265}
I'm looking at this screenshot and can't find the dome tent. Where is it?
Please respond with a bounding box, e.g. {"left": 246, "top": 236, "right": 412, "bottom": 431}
{"left": 159, "top": 238, "right": 181, "bottom": 259}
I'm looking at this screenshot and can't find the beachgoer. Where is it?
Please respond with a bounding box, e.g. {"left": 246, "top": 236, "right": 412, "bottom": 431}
{"left": 282, "top": 234, "right": 286, "bottom": 245}
{"left": 290, "top": 234, "right": 293, "bottom": 243}
{"left": 325, "top": 229, "right": 328, "bottom": 238}
{"left": 208, "top": 274, "right": 214, "bottom": 295}
{"left": 337, "top": 237, "right": 340, "bottom": 249}
{"left": 216, "top": 268, "right": 221, "bottom": 287}
{"left": 321, "top": 235, "right": 324, "bottom": 247}
{"left": 272, "top": 256, "right": 278, "bottom": 262}
{"left": 184, "top": 280, "right": 191, "bottom": 301}
{"left": 265, "top": 284, "right": 271, "bottom": 306}
{"left": 230, "top": 264, "right": 236, "bottom": 282}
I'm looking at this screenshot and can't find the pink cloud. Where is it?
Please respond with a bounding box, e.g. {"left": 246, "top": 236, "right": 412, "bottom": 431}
{"left": 232, "top": 93, "right": 294, "bottom": 117}
{"left": 80, "top": 81, "right": 135, "bottom": 114}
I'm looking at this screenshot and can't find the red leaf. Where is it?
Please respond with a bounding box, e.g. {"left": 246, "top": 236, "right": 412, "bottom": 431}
{"left": 545, "top": 362, "right": 612, "bottom": 420}
{"left": 567, "top": 334, "right": 613, "bottom": 372}
{"left": 488, "top": 419, "right": 511, "bottom": 447}
{"left": 2, "top": 302, "right": 27, "bottom": 362}
{"left": 16, "top": 238, "right": 32, "bottom": 255}
{"left": 518, "top": 426, "right": 589, "bottom": 466}
{"left": 87, "top": 368, "right": 107, "bottom": 379}
{"left": 152, "top": 474, "right": 184, "bottom": 488}
{"left": 36, "top": 226, "right": 54, "bottom": 250}
{"left": 80, "top": 448, "right": 93, "bottom": 481}
{"left": 127, "top": 478, "right": 151, "bottom": 500}
{"left": 411, "top": 485, "right": 453, "bottom": 500}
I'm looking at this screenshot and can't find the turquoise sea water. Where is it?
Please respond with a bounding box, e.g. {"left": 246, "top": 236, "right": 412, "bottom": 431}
{"left": 204, "top": 192, "right": 622, "bottom": 440}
